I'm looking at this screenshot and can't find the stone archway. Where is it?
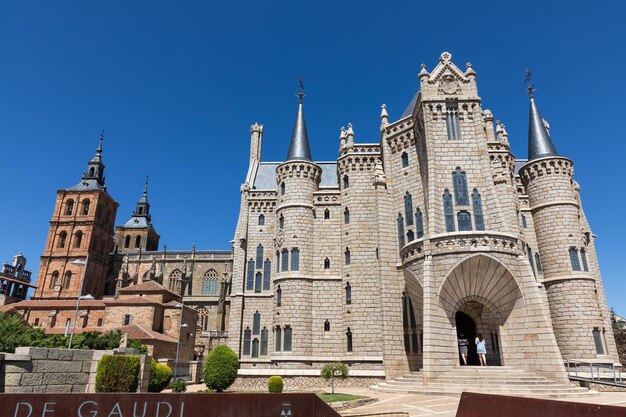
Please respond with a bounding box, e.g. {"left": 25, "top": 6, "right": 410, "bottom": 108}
{"left": 439, "top": 255, "right": 523, "bottom": 367}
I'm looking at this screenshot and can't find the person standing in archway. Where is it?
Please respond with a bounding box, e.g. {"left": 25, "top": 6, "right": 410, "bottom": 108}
{"left": 476, "top": 334, "right": 487, "bottom": 366}
{"left": 458, "top": 332, "right": 469, "bottom": 365}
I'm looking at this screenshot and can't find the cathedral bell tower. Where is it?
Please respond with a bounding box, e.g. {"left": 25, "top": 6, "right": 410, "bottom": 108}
{"left": 114, "top": 177, "right": 160, "bottom": 253}
{"left": 35, "top": 132, "right": 119, "bottom": 299}
{"left": 519, "top": 90, "right": 617, "bottom": 361}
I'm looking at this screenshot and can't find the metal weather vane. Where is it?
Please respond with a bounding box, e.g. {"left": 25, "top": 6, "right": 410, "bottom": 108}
{"left": 524, "top": 69, "right": 536, "bottom": 98}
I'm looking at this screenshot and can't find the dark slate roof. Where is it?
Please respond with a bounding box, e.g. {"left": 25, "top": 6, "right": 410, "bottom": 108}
{"left": 123, "top": 217, "right": 150, "bottom": 228}
{"left": 65, "top": 179, "right": 106, "bottom": 191}
{"left": 400, "top": 90, "right": 420, "bottom": 119}
{"left": 286, "top": 101, "right": 313, "bottom": 161}
{"left": 528, "top": 97, "right": 558, "bottom": 161}
{"left": 252, "top": 161, "right": 338, "bottom": 190}
{"left": 514, "top": 159, "right": 528, "bottom": 175}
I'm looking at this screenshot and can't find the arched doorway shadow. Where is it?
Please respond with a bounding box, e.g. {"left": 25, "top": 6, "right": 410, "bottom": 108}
{"left": 439, "top": 255, "right": 523, "bottom": 367}
{"left": 456, "top": 311, "right": 478, "bottom": 365}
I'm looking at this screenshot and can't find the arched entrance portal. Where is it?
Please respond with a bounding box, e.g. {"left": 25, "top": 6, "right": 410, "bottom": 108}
{"left": 455, "top": 311, "right": 478, "bottom": 365}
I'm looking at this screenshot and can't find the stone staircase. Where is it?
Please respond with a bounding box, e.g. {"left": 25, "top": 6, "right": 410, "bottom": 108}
{"left": 371, "top": 366, "right": 598, "bottom": 398}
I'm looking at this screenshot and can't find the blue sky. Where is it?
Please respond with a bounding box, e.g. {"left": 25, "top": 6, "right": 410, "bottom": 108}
{"left": 1, "top": 1, "right": 625, "bottom": 312}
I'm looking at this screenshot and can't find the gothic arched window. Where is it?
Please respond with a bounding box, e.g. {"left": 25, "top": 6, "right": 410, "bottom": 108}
{"left": 64, "top": 271, "right": 72, "bottom": 289}
{"left": 581, "top": 249, "right": 589, "bottom": 272}
{"left": 276, "top": 285, "right": 282, "bottom": 307}
{"left": 324, "top": 319, "right": 330, "bottom": 332}
{"left": 407, "top": 230, "right": 414, "bottom": 242}
{"left": 275, "top": 326, "right": 282, "bottom": 352}
{"left": 344, "top": 207, "right": 350, "bottom": 225}
{"left": 324, "top": 208, "right": 330, "bottom": 219}
{"left": 247, "top": 259, "right": 254, "bottom": 290}
{"left": 343, "top": 175, "right": 349, "bottom": 189}
{"left": 263, "top": 259, "right": 271, "bottom": 290}
{"left": 124, "top": 235, "right": 130, "bottom": 248}
{"left": 446, "top": 104, "right": 461, "bottom": 140}
{"left": 324, "top": 257, "right": 330, "bottom": 269}
{"left": 569, "top": 247, "right": 581, "bottom": 271}
{"left": 452, "top": 167, "right": 469, "bottom": 205}
{"left": 204, "top": 269, "right": 218, "bottom": 295}
{"left": 346, "top": 327, "right": 353, "bottom": 352}
{"left": 404, "top": 192, "right": 414, "bottom": 225}
{"left": 397, "top": 214, "right": 405, "bottom": 248}
{"left": 59, "top": 231, "right": 67, "bottom": 248}
{"left": 521, "top": 213, "right": 528, "bottom": 228}
{"left": 291, "top": 248, "right": 300, "bottom": 271}
{"left": 256, "top": 244, "right": 264, "bottom": 269}
{"left": 457, "top": 211, "right": 472, "bottom": 231}
{"left": 255, "top": 272, "right": 262, "bottom": 293}
{"left": 260, "top": 327, "right": 268, "bottom": 355}
{"left": 169, "top": 269, "right": 182, "bottom": 293}
{"left": 344, "top": 247, "right": 351, "bottom": 266}
{"left": 81, "top": 199, "right": 90, "bottom": 215}
{"left": 258, "top": 214, "right": 265, "bottom": 226}
{"left": 253, "top": 311, "right": 261, "bottom": 335}
{"left": 197, "top": 307, "right": 208, "bottom": 331}
{"left": 415, "top": 208, "right": 424, "bottom": 238}
{"left": 280, "top": 182, "right": 286, "bottom": 196}
{"left": 345, "top": 282, "right": 352, "bottom": 305}
{"left": 472, "top": 188, "right": 485, "bottom": 230}
{"left": 279, "top": 214, "right": 284, "bottom": 230}
{"left": 74, "top": 231, "right": 83, "bottom": 248}
{"left": 50, "top": 271, "right": 59, "bottom": 289}
{"left": 243, "top": 327, "right": 251, "bottom": 355}
{"left": 401, "top": 152, "right": 409, "bottom": 168}
{"left": 281, "top": 248, "right": 289, "bottom": 272}
{"left": 135, "top": 235, "right": 141, "bottom": 248}
{"left": 65, "top": 199, "right": 74, "bottom": 216}
{"left": 283, "top": 325, "right": 292, "bottom": 351}
{"left": 535, "top": 253, "right": 543, "bottom": 274}
{"left": 443, "top": 189, "right": 455, "bottom": 232}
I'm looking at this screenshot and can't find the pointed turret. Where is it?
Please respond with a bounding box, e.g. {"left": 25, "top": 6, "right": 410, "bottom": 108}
{"left": 527, "top": 92, "right": 558, "bottom": 160}
{"left": 286, "top": 82, "right": 312, "bottom": 162}
{"left": 127, "top": 177, "right": 152, "bottom": 226}
{"left": 66, "top": 131, "right": 107, "bottom": 191}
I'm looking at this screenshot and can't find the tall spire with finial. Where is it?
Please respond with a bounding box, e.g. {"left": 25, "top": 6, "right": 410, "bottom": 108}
{"left": 286, "top": 77, "right": 313, "bottom": 162}
{"left": 78, "top": 130, "right": 106, "bottom": 187}
{"left": 525, "top": 70, "right": 558, "bottom": 161}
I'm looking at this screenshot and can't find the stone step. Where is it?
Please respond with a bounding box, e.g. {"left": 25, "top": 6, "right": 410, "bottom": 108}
{"left": 388, "top": 379, "right": 555, "bottom": 386}
{"left": 370, "top": 384, "right": 597, "bottom": 398}
{"left": 375, "top": 382, "right": 586, "bottom": 391}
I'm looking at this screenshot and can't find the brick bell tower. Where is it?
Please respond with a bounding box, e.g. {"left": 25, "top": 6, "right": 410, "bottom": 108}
{"left": 34, "top": 132, "right": 119, "bottom": 299}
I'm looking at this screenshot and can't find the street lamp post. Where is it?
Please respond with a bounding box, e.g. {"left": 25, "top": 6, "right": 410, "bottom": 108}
{"left": 68, "top": 256, "right": 92, "bottom": 349}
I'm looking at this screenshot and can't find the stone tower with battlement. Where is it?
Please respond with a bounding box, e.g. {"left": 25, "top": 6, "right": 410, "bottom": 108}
{"left": 228, "top": 52, "right": 618, "bottom": 386}
{"left": 34, "top": 133, "right": 118, "bottom": 300}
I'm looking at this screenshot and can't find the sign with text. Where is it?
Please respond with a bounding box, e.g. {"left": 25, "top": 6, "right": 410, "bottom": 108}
{"left": 0, "top": 393, "right": 340, "bottom": 417}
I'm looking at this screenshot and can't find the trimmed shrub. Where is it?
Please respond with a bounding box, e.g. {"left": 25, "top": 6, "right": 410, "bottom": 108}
{"left": 171, "top": 378, "right": 187, "bottom": 393}
{"left": 148, "top": 359, "right": 173, "bottom": 392}
{"left": 95, "top": 354, "right": 140, "bottom": 392}
{"left": 268, "top": 375, "right": 284, "bottom": 393}
{"left": 203, "top": 345, "right": 239, "bottom": 392}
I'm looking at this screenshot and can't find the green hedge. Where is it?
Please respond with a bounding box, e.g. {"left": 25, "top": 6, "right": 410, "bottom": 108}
{"left": 203, "top": 345, "right": 239, "bottom": 392}
{"left": 148, "top": 359, "right": 173, "bottom": 392}
{"left": 95, "top": 355, "right": 140, "bottom": 392}
{"left": 268, "top": 375, "right": 284, "bottom": 393}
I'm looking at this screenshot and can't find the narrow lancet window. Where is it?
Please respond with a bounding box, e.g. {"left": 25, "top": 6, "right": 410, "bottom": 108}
{"left": 263, "top": 259, "right": 271, "bottom": 290}
{"left": 345, "top": 282, "right": 352, "bottom": 305}
{"left": 415, "top": 208, "right": 424, "bottom": 238}
{"left": 291, "top": 248, "right": 300, "bottom": 271}
{"left": 256, "top": 244, "right": 264, "bottom": 269}
{"left": 344, "top": 207, "right": 350, "bottom": 225}
{"left": 569, "top": 247, "right": 581, "bottom": 271}
{"left": 247, "top": 259, "right": 254, "bottom": 290}
{"left": 581, "top": 249, "right": 589, "bottom": 272}
{"left": 343, "top": 175, "right": 349, "bottom": 189}
{"left": 452, "top": 167, "right": 469, "bottom": 205}
{"left": 404, "top": 192, "right": 414, "bottom": 225}
{"left": 397, "top": 214, "right": 405, "bottom": 248}
{"left": 344, "top": 247, "right": 351, "bottom": 266}
{"left": 443, "top": 189, "right": 455, "bottom": 232}
{"left": 446, "top": 104, "right": 461, "bottom": 140}
{"left": 258, "top": 214, "right": 265, "bottom": 226}
{"left": 401, "top": 152, "right": 409, "bottom": 168}
{"left": 472, "top": 188, "right": 485, "bottom": 230}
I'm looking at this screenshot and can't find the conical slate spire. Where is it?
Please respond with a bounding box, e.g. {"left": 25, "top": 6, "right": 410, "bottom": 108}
{"left": 138, "top": 176, "right": 149, "bottom": 204}
{"left": 528, "top": 92, "right": 558, "bottom": 161}
{"left": 286, "top": 81, "right": 312, "bottom": 162}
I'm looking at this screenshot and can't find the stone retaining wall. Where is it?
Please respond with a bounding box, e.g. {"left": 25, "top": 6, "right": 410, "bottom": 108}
{"left": 0, "top": 347, "right": 150, "bottom": 393}
{"left": 230, "top": 376, "right": 384, "bottom": 391}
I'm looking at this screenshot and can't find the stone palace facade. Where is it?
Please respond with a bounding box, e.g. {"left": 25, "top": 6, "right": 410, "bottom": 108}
{"left": 2, "top": 52, "right": 618, "bottom": 383}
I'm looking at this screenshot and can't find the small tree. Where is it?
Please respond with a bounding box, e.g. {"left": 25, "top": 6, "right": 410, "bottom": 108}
{"left": 320, "top": 362, "right": 349, "bottom": 394}
{"left": 203, "top": 345, "right": 239, "bottom": 392}
{"left": 268, "top": 375, "right": 284, "bottom": 393}
{"left": 148, "top": 359, "right": 173, "bottom": 392}
{"left": 95, "top": 355, "right": 140, "bottom": 392}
